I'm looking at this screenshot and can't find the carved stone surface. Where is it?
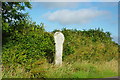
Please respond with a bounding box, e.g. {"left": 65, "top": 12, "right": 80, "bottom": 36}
{"left": 54, "top": 32, "right": 64, "bottom": 66}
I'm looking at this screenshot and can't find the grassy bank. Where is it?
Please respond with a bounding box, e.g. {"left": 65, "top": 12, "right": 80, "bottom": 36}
{"left": 2, "top": 26, "right": 119, "bottom": 78}
{"left": 2, "top": 59, "right": 118, "bottom": 78}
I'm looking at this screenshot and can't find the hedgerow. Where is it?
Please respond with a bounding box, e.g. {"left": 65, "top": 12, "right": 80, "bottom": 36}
{"left": 3, "top": 23, "right": 119, "bottom": 66}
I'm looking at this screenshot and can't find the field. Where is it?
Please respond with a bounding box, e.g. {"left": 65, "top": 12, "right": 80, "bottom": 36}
{"left": 2, "top": 59, "right": 118, "bottom": 78}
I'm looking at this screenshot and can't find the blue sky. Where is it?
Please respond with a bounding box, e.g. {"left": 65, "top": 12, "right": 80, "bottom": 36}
{"left": 26, "top": 2, "right": 118, "bottom": 43}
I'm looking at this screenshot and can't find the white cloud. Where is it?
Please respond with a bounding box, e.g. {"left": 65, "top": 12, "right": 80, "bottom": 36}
{"left": 43, "top": 9, "right": 109, "bottom": 25}
{"left": 31, "top": 0, "right": 91, "bottom": 2}
{"left": 31, "top": 2, "right": 118, "bottom": 9}
{"left": 40, "top": 2, "right": 78, "bottom": 9}
{"left": 31, "top": 0, "right": 119, "bottom": 2}
{"left": 31, "top": 2, "right": 79, "bottom": 9}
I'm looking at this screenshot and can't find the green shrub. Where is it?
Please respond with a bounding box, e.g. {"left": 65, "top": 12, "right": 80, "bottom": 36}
{"left": 60, "top": 28, "right": 118, "bottom": 62}
{"left": 2, "top": 23, "right": 55, "bottom": 65}
{"left": 3, "top": 26, "right": 119, "bottom": 66}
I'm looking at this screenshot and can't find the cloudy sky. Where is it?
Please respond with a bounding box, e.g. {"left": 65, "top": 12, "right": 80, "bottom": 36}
{"left": 26, "top": 1, "right": 118, "bottom": 43}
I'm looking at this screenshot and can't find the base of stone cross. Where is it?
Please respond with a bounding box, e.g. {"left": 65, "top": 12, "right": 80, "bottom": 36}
{"left": 55, "top": 59, "right": 62, "bottom": 66}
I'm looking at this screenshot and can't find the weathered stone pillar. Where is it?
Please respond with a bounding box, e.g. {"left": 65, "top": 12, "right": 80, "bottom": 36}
{"left": 54, "top": 32, "right": 64, "bottom": 66}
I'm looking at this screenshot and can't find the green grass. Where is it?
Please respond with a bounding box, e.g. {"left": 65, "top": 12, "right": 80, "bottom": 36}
{"left": 45, "top": 59, "right": 118, "bottom": 78}
{"left": 70, "top": 60, "right": 118, "bottom": 78}
{"left": 2, "top": 59, "right": 118, "bottom": 78}
{"left": 72, "top": 69, "right": 117, "bottom": 78}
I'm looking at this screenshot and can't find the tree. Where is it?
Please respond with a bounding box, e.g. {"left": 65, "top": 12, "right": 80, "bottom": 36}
{"left": 2, "top": 2, "right": 32, "bottom": 44}
{"left": 2, "top": 2, "right": 32, "bottom": 31}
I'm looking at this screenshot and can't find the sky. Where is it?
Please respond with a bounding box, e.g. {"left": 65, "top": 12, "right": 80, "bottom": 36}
{"left": 26, "top": 1, "right": 119, "bottom": 43}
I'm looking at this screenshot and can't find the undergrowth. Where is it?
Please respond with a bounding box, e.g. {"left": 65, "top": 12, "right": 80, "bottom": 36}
{"left": 2, "top": 59, "right": 118, "bottom": 78}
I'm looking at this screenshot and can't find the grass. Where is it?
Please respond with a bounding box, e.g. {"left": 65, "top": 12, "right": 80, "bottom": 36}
{"left": 45, "top": 59, "right": 118, "bottom": 78}
{"left": 2, "top": 59, "right": 118, "bottom": 78}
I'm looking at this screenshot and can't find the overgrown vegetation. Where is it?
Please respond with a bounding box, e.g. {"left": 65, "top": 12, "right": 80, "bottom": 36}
{"left": 2, "top": 26, "right": 119, "bottom": 78}
{"left": 2, "top": 2, "right": 119, "bottom": 78}
{"left": 61, "top": 28, "right": 118, "bottom": 62}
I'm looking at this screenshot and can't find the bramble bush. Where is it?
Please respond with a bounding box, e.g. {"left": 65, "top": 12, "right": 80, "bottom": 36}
{"left": 3, "top": 22, "right": 119, "bottom": 66}
{"left": 60, "top": 28, "right": 118, "bottom": 62}
{"left": 2, "top": 21, "right": 55, "bottom": 66}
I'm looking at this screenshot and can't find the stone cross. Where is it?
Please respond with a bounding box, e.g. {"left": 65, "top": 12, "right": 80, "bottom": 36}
{"left": 54, "top": 32, "right": 65, "bottom": 66}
